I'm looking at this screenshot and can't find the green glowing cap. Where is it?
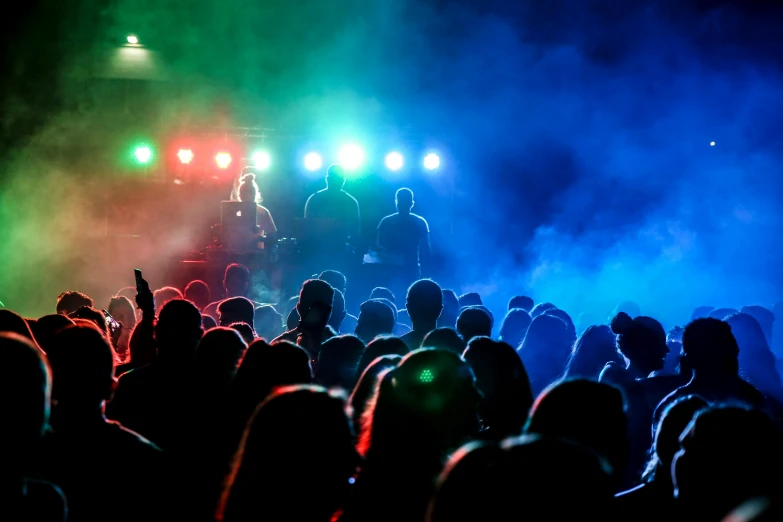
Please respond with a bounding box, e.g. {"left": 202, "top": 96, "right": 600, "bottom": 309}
{"left": 418, "top": 368, "right": 435, "bottom": 383}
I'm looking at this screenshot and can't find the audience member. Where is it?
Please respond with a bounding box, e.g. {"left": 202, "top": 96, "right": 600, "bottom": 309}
{"left": 400, "top": 279, "right": 443, "bottom": 350}
{"left": 354, "top": 299, "right": 395, "bottom": 344}
{"left": 508, "top": 295, "right": 534, "bottom": 312}
{"left": 56, "top": 291, "right": 93, "bottom": 315}
{"left": 422, "top": 327, "right": 466, "bottom": 355}
{"left": 563, "top": 324, "right": 622, "bottom": 381}
{"left": 350, "top": 355, "right": 402, "bottom": 429}
{"left": 253, "top": 304, "right": 284, "bottom": 341}
{"left": 184, "top": 280, "right": 211, "bottom": 312}
{"left": 517, "top": 313, "right": 571, "bottom": 396}
{"left": 498, "top": 308, "right": 531, "bottom": 348}
{"left": 456, "top": 306, "right": 492, "bottom": 343}
{"left": 355, "top": 335, "right": 409, "bottom": 377}
{"left": 317, "top": 335, "right": 365, "bottom": 390}
{"left": 204, "top": 264, "right": 253, "bottom": 318}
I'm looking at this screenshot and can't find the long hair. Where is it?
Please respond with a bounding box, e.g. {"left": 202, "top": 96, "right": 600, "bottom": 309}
{"left": 238, "top": 173, "right": 262, "bottom": 204}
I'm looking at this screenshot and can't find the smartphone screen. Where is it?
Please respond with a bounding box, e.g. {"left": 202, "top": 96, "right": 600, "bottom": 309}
{"left": 134, "top": 268, "right": 143, "bottom": 291}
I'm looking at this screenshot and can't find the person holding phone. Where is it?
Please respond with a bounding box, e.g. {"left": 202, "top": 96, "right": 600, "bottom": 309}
{"left": 272, "top": 279, "right": 336, "bottom": 357}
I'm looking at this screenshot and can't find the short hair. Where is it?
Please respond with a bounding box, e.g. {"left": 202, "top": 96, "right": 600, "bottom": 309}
{"left": 457, "top": 307, "right": 493, "bottom": 341}
{"left": 682, "top": 317, "right": 739, "bottom": 371}
{"left": 225, "top": 263, "right": 251, "bottom": 287}
{"left": 326, "top": 164, "right": 346, "bottom": 188}
{"left": 406, "top": 279, "right": 443, "bottom": 321}
{"left": 299, "top": 279, "right": 335, "bottom": 312}
{"left": 218, "top": 297, "right": 255, "bottom": 328}
{"left": 359, "top": 299, "right": 396, "bottom": 334}
{"left": 508, "top": 296, "right": 534, "bottom": 312}
{"left": 370, "top": 287, "right": 396, "bottom": 306}
{"left": 56, "top": 291, "right": 93, "bottom": 315}
{"left": 319, "top": 270, "right": 347, "bottom": 293}
{"left": 396, "top": 188, "right": 413, "bottom": 203}
{"left": 458, "top": 292, "right": 482, "bottom": 308}
{"left": 184, "top": 280, "right": 211, "bottom": 309}
{"left": 108, "top": 296, "right": 134, "bottom": 319}
{"left": 47, "top": 325, "right": 115, "bottom": 404}
{"left": 153, "top": 287, "right": 184, "bottom": 308}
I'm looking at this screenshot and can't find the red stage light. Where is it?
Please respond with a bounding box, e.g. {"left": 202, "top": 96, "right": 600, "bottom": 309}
{"left": 215, "top": 152, "right": 232, "bottom": 169}
{"left": 177, "top": 149, "right": 194, "bottom": 164}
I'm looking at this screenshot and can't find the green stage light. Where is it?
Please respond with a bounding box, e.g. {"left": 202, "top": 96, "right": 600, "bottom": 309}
{"left": 134, "top": 146, "right": 152, "bottom": 164}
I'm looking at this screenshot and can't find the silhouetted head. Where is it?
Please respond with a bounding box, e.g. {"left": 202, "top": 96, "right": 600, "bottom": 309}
{"left": 373, "top": 297, "right": 398, "bottom": 323}
{"left": 422, "top": 327, "right": 466, "bottom": 355}
{"left": 428, "top": 435, "right": 613, "bottom": 522}
{"left": 350, "top": 355, "right": 402, "bottom": 429}
{"left": 395, "top": 187, "right": 414, "bottom": 214}
{"left": 457, "top": 292, "right": 482, "bottom": 309}
{"left": 406, "top": 279, "right": 443, "bottom": 328}
{"left": 463, "top": 337, "right": 533, "bottom": 439}
{"left": 727, "top": 313, "right": 783, "bottom": 398}
{"left": 218, "top": 297, "right": 255, "bottom": 329}
{"left": 116, "top": 286, "right": 136, "bottom": 301}
{"left": 438, "top": 289, "right": 459, "bottom": 329}
{"left": 329, "top": 289, "right": 347, "bottom": 331}
{"left": 108, "top": 296, "right": 136, "bottom": 331}
{"left": 219, "top": 386, "right": 359, "bottom": 522}
{"left": 525, "top": 379, "right": 628, "bottom": 485}
{"left": 195, "top": 327, "right": 247, "bottom": 387}
{"left": 297, "top": 279, "right": 334, "bottom": 322}
{"left": 0, "top": 332, "right": 51, "bottom": 464}
{"left": 0, "top": 309, "right": 38, "bottom": 346}
{"left": 673, "top": 406, "right": 783, "bottom": 520}
{"left": 708, "top": 307, "right": 739, "bottom": 320}
{"left": 361, "top": 348, "right": 480, "bottom": 461}
{"left": 355, "top": 299, "right": 395, "bottom": 343}
{"left": 230, "top": 322, "right": 255, "bottom": 344}
{"left": 319, "top": 270, "right": 347, "bottom": 294}
{"left": 518, "top": 313, "right": 571, "bottom": 395}
{"left": 286, "top": 307, "right": 299, "bottom": 331}
{"left": 224, "top": 263, "right": 251, "bottom": 299}
{"left": 325, "top": 164, "right": 346, "bottom": 190}
{"left": 153, "top": 286, "right": 183, "bottom": 310}
{"left": 456, "top": 307, "right": 492, "bottom": 342}
{"left": 253, "top": 305, "right": 283, "bottom": 341}
{"left": 238, "top": 172, "right": 262, "bottom": 204}
{"left": 370, "top": 287, "right": 396, "bottom": 307}
{"left": 356, "top": 336, "right": 409, "bottom": 377}
{"left": 155, "top": 299, "right": 204, "bottom": 361}
{"left": 203, "top": 314, "right": 218, "bottom": 330}
{"left": 564, "top": 324, "right": 621, "bottom": 381}
{"left": 508, "top": 295, "right": 534, "bottom": 313}
{"left": 529, "top": 302, "right": 556, "bottom": 318}
{"left": 643, "top": 395, "right": 708, "bottom": 485}
{"left": 31, "top": 314, "right": 74, "bottom": 353}
{"left": 610, "top": 312, "right": 668, "bottom": 376}
{"left": 681, "top": 318, "right": 739, "bottom": 375}
{"left": 739, "top": 305, "right": 775, "bottom": 345}
{"left": 67, "top": 306, "right": 111, "bottom": 341}
{"left": 184, "top": 280, "right": 211, "bottom": 311}
{"left": 317, "top": 335, "right": 366, "bottom": 390}
{"left": 47, "top": 325, "right": 116, "bottom": 414}
{"left": 690, "top": 306, "right": 714, "bottom": 321}
{"left": 234, "top": 340, "right": 312, "bottom": 407}
{"left": 56, "top": 291, "right": 93, "bottom": 315}
{"left": 544, "top": 308, "right": 576, "bottom": 344}
{"left": 499, "top": 308, "right": 531, "bottom": 348}
{"left": 612, "top": 301, "right": 641, "bottom": 319}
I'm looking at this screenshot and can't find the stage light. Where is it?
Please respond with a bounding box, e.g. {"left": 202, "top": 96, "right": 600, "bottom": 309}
{"left": 177, "top": 149, "right": 194, "bottom": 164}
{"left": 127, "top": 35, "right": 138, "bottom": 44}
{"left": 215, "top": 152, "right": 232, "bottom": 169}
{"left": 710, "top": 141, "right": 715, "bottom": 146}
{"left": 134, "top": 146, "right": 152, "bottom": 164}
{"left": 385, "top": 152, "right": 404, "bottom": 171}
{"left": 338, "top": 144, "right": 365, "bottom": 170}
{"left": 252, "top": 151, "right": 271, "bottom": 170}
{"left": 304, "top": 152, "right": 322, "bottom": 171}
{"left": 423, "top": 153, "right": 440, "bottom": 170}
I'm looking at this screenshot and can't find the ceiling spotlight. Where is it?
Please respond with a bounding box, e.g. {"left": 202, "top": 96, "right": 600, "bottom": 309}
{"left": 338, "top": 144, "right": 365, "bottom": 170}
{"left": 134, "top": 146, "right": 152, "bottom": 164}
{"left": 215, "top": 152, "right": 232, "bottom": 169}
{"left": 304, "top": 152, "right": 323, "bottom": 171}
{"left": 385, "top": 152, "right": 404, "bottom": 171}
{"left": 177, "top": 149, "right": 194, "bottom": 164}
{"left": 252, "top": 151, "right": 271, "bottom": 170}
{"left": 423, "top": 153, "right": 440, "bottom": 170}
{"left": 127, "top": 35, "right": 139, "bottom": 45}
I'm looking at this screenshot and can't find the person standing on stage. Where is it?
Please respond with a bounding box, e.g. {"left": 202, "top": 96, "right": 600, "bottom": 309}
{"left": 304, "top": 164, "right": 360, "bottom": 246}
{"left": 237, "top": 173, "right": 277, "bottom": 238}
{"left": 377, "top": 188, "right": 431, "bottom": 280}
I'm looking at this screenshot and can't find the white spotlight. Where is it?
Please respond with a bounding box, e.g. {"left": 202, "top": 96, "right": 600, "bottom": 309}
{"left": 710, "top": 141, "right": 716, "bottom": 146}
{"left": 338, "top": 144, "right": 365, "bottom": 170}
{"left": 423, "top": 153, "right": 440, "bottom": 170}
{"left": 304, "top": 152, "right": 323, "bottom": 171}
{"left": 385, "top": 152, "right": 404, "bottom": 171}
{"left": 253, "top": 151, "right": 271, "bottom": 170}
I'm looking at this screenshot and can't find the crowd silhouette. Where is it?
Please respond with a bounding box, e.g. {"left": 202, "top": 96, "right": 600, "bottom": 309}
{"left": 3, "top": 262, "right": 783, "bottom": 521}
